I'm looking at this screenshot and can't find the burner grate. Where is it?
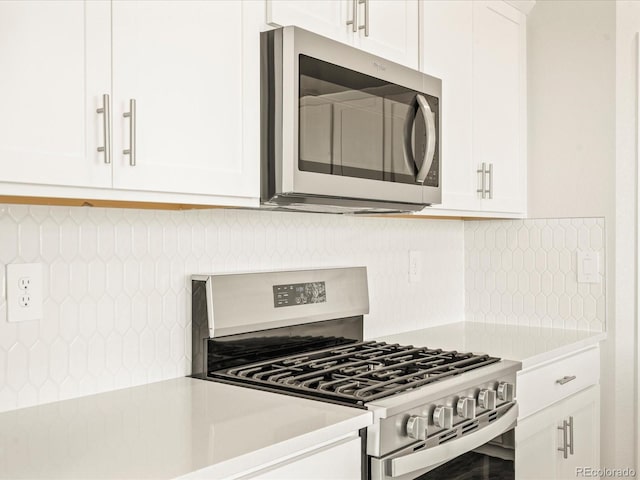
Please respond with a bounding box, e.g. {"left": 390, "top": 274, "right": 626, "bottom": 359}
{"left": 211, "top": 341, "right": 500, "bottom": 404}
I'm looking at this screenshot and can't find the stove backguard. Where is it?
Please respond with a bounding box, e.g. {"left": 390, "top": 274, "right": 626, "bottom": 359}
{"left": 191, "top": 267, "right": 369, "bottom": 378}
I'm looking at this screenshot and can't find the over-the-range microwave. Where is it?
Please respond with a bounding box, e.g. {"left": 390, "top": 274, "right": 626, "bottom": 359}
{"left": 261, "top": 26, "right": 442, "bottom": 214}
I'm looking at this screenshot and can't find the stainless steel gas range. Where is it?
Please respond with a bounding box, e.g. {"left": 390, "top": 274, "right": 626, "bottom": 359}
{"left": 191, "top": 267, "right": 520, "bottom": 480}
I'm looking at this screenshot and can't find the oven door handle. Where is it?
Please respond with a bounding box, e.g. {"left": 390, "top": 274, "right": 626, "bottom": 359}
{"left": 389, "top": 404, "right": 519, "bottom": 478}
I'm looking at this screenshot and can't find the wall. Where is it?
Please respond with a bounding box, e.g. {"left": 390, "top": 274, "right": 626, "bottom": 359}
{"left": 527, "top": 0, "right": 633, "bottom": 470}
{"left": 0, "top": 204, "right": 464, "bottom": 413}
{"left": 465, "top": 218, "right": 605, "bottom": 331}
{"left": 527, "top": 0, "right": 615, "bottom": 219}
{"left": 615, "top": 0, "right": 639, "bottom": 469}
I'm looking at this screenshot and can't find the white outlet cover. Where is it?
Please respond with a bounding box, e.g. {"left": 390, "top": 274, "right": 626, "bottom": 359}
{"left": 7, "top": 263, "right": 43, "bottom": 322}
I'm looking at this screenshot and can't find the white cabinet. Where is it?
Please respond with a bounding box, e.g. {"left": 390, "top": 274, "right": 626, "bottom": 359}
{"left": 354, "top": 0, "right": 419, "bottom": 69}
{"left": 111, "top": 1, "right": 258, "bottom": 198}
{"left": 472, "top": 0, "right": 527, "bottom": 215}
{"left": 267, "top": 0, "right": 419, "bottom": 68}
{"left": 0, "top": 0, "right": 111, "bottom": 189}
{"left": 420, "top": 1, "right": 478, "bottom": 212}
{"left": 515, "top": 346, "right": 601, "bottom": 480}
{"left": 266, "top": 0, "right": 351, "bottom": 45}
{"left": 0, "top": 0, "right": 260, "bottom": 206}
{"left": 418, "top": 0, "right": 528, "bottom": 218}
{"left": 516, "top": 386, "right": 600, "bottom": 480}
{"left": 243, "top": 435, "right": 361, "bottom": 479}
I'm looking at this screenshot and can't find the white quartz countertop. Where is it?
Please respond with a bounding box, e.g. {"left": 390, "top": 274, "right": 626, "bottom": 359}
{"left": 0, "top": 377, "right": 372, "bottom": 479}
{"left": 374, "top": 322, "right": 606, "bottom": 370}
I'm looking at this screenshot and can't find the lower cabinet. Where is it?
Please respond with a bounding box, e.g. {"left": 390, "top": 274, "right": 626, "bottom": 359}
{"left": 516, "top": 384, "right": 600, "bottom": 479}
{"left": 242, "top": 435, "right": 361, "bottom": 480}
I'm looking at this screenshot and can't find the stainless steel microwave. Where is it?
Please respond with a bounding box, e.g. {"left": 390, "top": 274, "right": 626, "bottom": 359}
{"left": 260, "top": 26, "right": 442, "bottom": 214}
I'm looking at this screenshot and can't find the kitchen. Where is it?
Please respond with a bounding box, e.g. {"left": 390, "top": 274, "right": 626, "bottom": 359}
{"left": 0, "top": 0, "right": 633, "bottom": 479}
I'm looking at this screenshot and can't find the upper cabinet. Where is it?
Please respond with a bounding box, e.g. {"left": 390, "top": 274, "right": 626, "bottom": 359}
{"left": 0, "top": 0, "right": 529, "bottom": 213}
{"left": 267, "top": 0, "right": 419, "bottom": 68}
{"left": 472, "top": 1, "right": 527, "bottom": 215}
{"left": 0, "top": 0, "right": 261, "bottom": 207}
{"left": 419, "top": 0, "right": 530, "bottom": 218}
{"left": 0, "top": 1, "right": 111, "bottom": 189}
{"left": 110, "top": 1, "right": 258, "bottom": 198}
{"left": 420, "top": 1, "right": 477, "bottom": 212}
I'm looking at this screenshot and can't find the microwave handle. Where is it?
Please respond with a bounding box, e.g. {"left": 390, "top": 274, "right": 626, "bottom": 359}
{"left": 388, "top": 404, "right": 518, "bottom": 478}
{"left": 415, "top": 95, "right": 436, "bottom": 184}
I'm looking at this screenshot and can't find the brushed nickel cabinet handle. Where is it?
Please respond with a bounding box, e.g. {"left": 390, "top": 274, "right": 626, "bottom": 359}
{"left": 96, "top": 93, "right": 111, "bottom": 164}
{"left": 346, "top": 0, "right": 358, "bottom": 32}
{"left": 556, "top": 375, "right": 577, "bottom": 385}
{"left": 487, "top": 163, "right": 493, "bottom": 199}
{"left": 358, "top": 0, "right": 369, "bottom": 37}
{"left": 477, "top": 163, "right": 487, "bottom": 199}
{"left": 557, "top": 419, "right": 569, "bottom": 459}
{"left": 123, "top": 99, "right": 136, "bottom": 166}
{"left": 568, "top": 416, "right": 574, "bottom": 455}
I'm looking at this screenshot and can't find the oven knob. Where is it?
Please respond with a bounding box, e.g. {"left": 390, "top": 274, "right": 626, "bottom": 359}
{"left": 456, "top": 397, "right": 476, "bottom": 419}
{"left": 498, "top": 382, "right": 515, "bottom": 402}
{"left": 433, "top": 405, "right": 453, "bottom": 429}
{"left": 478, "top": 389, "right": 497, "bottom": 410}
{"left": 406, "top": 415, "right": 428, "bottom": 440}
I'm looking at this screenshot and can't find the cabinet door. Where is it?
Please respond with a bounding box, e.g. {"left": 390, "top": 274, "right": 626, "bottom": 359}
{"left": 111, "top": 1, "right": 259, "bottom": 199}
{"left": 0, "top": 0, "right": 111, "bottom": 188}
{"left": 355, "top": 0, "right": 419, "bottom": 68}
{"left": 420, "top": 1, "right": 479, "bottom": 211}
{"left": 516, "top": 405, "right": 561, "bottom": 479}
{"left": 516, "top": 386, "right": 600, "bottom": 480}
{"left": 557, "top": 386, "right": 600, "bottom": 479}
{"left": 473, "top": 1, "right": 526, "bottom": 214}
{"left": 266, "top": 0, "right": 352, "bottom": 45}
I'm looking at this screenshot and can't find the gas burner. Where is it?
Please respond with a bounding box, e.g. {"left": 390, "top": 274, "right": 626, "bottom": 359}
{"left": 214, "top": 341, "right": 500, "bottom": 405}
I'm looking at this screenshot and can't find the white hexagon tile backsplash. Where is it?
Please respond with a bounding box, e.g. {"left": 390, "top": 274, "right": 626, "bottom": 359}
{"left": 0, "top": 204, "right": 465, "bottom": 413}
{"left": 0, "top": 206, "right": 606, "bottom": 413}
{"left": 464, "top": 218, "right": 606, "bottom": 331}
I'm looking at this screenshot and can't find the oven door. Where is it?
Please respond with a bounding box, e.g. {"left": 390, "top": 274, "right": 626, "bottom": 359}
{"left": 370, "top": 404, "right": 518, "bottom": 480}
{"left": 268, "top": 26, "right": 441, "bottom": 206}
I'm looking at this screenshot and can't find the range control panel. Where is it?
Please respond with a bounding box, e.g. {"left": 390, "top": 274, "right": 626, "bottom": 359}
{"left": 273, "top": 281, "right": 326, "bottom": 308}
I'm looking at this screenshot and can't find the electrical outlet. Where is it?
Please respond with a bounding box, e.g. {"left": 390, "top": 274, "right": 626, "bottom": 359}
{"left": 19, "top": 294, "right": 31, "bottom": 307}
{"left": 7, "top": 263, "right": 43, "bottom": 322}
{"left": 18, "top": 277, "right": 31, "bottom": 290}
{"left": 409, "top": 251, "right": 422, "bottom": 283}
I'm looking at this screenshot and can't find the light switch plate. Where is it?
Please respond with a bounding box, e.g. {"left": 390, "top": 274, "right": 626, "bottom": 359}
{"left": 7, "top": 263, "right": 43, "bottom": 322}
{"left": 577, "top": 251, "right": 600, "bottom": 284}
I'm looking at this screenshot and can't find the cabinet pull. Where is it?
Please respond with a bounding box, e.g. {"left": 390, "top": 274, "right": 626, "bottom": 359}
{"left": 487, "top": 163, "right": 493, "bottom": 199}
{"left": 96, "top": 93, "right": 111, "bottom": 164}
{"left": 123, "top": 99, "right": 137, "bottom": 166}
{"left": 477, "top": 163, "right": 487, "bottom": 199}
{"left": 556, "top": 375, "right": 577, "bottom": 385}
{"left": 346, "top": 0, "right": 358, "bottom": 32}
{"left": 358, "top": 0, "right": 369, "bottom": 37}
{"left": 568, "top": 416, "right": 574, "bottom": 455}
{"left": 557, "top": 419, "right": 569, "bottom": 459}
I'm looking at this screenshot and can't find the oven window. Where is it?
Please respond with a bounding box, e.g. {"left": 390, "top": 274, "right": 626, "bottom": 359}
{"left": 298, "top": 54, "right": 439, "bottom": 187}
{"left": 417, "top": 451, "right": 514, "bottom": 480}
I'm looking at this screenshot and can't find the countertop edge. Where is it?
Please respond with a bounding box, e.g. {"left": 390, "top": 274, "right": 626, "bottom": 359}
{"left": 177, "top": 410, "right": 373, "bottom": 479}
{"left": 519, "top": 330, "right": 607, "bottom": 370}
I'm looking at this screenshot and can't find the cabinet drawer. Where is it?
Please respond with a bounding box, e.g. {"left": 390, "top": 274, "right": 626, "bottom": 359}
{"left": 517, "top": 346, "right": 599, "bottom": 419}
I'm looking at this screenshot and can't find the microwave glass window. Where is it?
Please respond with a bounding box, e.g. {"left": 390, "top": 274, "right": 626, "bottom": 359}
{"left": 298, "top": 55, "right": 439, "bottom": 187}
